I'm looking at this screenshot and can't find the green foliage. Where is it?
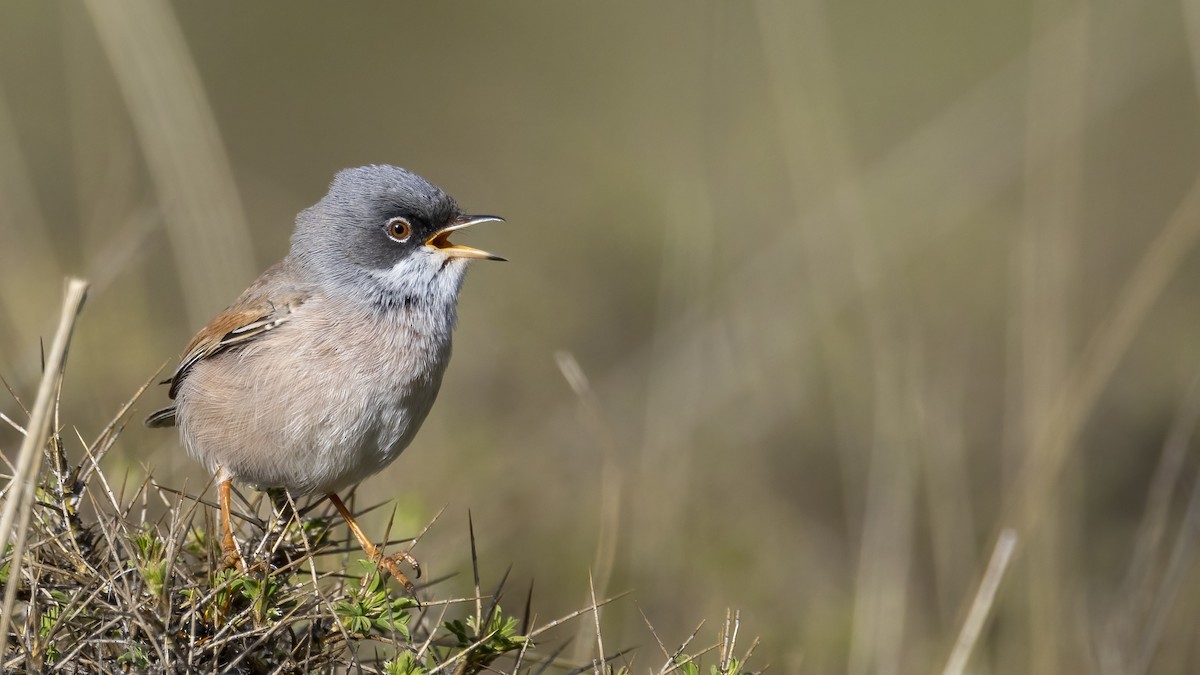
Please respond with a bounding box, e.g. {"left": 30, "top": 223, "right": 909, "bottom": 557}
{"left": 130, "top": 525, "right": 167, "bottom": 597}
{"left": 444, "top": 603, "right": 528, "bottom": 670}
{"left": 183, "top": 526, "right": 207, "bottom": 556}
{"left": 676, "top": 655, "right": 700, "bottom": 675}
{"left": 335, "top": 560, "right": 417, "bottom": 638}
{"left": 291, "top": 515, "right": 332, "bottom": 549}
{"left": 0, "top": 544, "right": 11, "bottom": 585}
{"left": 116, "top": 645, "right": 149, "bottom": 669}
{"left": 384, "top": 648, "right": 430, "bottom": 675}
{"left": 179, "top": 565, "right": 293, "bottom": 632}
{"left": 235, "top": 567, "right": 290, "bottom": 625}
{"left": 676, "top": 655, "right": 747, "bottom": 675}
{"left": 36, "top": 589, "right": 69, "bottom": 664}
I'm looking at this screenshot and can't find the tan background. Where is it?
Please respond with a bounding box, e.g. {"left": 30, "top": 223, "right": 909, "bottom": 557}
{"left": 3, "top": 1, "right": 1200, "bottom": 672}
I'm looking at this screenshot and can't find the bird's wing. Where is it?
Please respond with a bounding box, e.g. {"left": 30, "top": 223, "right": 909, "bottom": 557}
{"left": 146, "top": 263, "right": 308, "bottom": 427}
{"left": 165, "top": 301, "right": 298, "bottom": 398}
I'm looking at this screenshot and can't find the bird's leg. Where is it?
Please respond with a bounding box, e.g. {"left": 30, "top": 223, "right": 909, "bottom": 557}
{"left": 327, "top": 492, "right": 420, "bottom": 593}
{"left": 218, "top": 476, "right": 243, "bottom": 570}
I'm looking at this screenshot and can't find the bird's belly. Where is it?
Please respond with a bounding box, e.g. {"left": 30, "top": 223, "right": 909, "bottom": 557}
{"left": 274, "top": 383, "right": 437, "bottom": 494}
{"left": 176, "top": 315, "right": 449, "bottom": 495}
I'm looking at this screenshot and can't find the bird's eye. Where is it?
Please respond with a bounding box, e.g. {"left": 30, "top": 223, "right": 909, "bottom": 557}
{"left": 386, "top": 217, "right": 412, "bottom": 242}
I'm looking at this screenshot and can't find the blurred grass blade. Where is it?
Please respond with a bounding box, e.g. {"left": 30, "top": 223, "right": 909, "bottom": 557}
{"left": 942, "top": 529, "right": 1018, "bottom": 675}
{"left": 1012, "top": 173, "right": 1200, "bottom": 533}
{"left": 81, "top": 0, "right": 256, "bottom": 325}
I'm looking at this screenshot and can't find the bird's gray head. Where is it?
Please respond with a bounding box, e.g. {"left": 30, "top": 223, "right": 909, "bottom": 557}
{"left": 290, "top": 165, "right": 503, "bottom": 318}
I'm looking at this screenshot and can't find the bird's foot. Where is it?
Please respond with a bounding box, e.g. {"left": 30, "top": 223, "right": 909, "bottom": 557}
{"left": 373, "top": 550, "right": 420, "bottom": 596}
{"left": 391, "top": 549, "right": 421, "bottom": 578}
{"left": 221, "top": 546, "right": 244, "bottom": 571}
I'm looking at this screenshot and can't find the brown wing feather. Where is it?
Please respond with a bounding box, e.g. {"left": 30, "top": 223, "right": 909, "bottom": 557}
{"left": 165, "top": 305, "right": 291, "bottom": 398}
{"left": 146, "top": 260, "right": 308, "bottom": 427}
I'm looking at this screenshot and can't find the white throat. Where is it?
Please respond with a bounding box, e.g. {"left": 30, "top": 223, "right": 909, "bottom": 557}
{"left": 361, "top": 253, "right": 468, "bottom": 336}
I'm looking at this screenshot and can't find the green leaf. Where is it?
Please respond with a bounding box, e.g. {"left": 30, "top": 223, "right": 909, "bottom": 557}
{"left": 385, "top": 650, "right": 428, "bottom": 675}
{"left": 676, "top": 656, "right": 700, "bottom": 675}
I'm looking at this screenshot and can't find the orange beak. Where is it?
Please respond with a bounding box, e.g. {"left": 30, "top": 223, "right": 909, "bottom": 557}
{"left": 425, "top": 215, "right": 505, "bottom": 261}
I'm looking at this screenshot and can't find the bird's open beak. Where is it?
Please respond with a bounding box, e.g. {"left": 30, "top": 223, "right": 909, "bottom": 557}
{"left": 425, "top": 214, "right": 506, "bottom": 261}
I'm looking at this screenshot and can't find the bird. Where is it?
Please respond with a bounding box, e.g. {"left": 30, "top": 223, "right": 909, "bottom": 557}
{"left": 146, "top": 165, "right": 503, "bottom": 591}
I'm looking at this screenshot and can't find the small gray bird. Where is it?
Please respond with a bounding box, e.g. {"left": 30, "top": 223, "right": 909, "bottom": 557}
{"left": 146, "top": 165, "right": 503, "bottom": 590}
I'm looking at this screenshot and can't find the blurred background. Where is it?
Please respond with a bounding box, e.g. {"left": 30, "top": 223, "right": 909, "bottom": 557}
{"left": 3, "top": 1, "right": 1200, "bottom": 672}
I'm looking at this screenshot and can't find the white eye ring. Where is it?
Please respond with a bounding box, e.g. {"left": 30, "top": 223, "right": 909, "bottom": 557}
{"left": 386, "top": 217, "right": 412, "bottom": 243}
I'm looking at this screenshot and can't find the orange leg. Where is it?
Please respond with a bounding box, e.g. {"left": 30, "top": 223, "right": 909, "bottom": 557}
{"left": 327, "top": 493, "right": 420, "bottom": 593}
{"left": 218, "top": 477, "right": 243, "bottom": 569}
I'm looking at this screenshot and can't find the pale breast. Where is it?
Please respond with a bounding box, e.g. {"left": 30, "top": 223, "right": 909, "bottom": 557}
{"left": 175, "top": 296, "right": 451, "bottom": 495}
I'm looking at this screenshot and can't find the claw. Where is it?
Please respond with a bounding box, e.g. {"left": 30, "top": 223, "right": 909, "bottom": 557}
{"left": 391, "top": 550, "right": 421, "bottom": 578}
{"left": 377, "top": 554, "right": 417, "bottom": 596}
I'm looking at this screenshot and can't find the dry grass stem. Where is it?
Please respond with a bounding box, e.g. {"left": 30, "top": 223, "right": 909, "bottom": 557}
{"left": 0, "top": 278, "right": 89, "bottom": 657}
{"left": 942, "top": 529, "right": 1019, "bottom": 675}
